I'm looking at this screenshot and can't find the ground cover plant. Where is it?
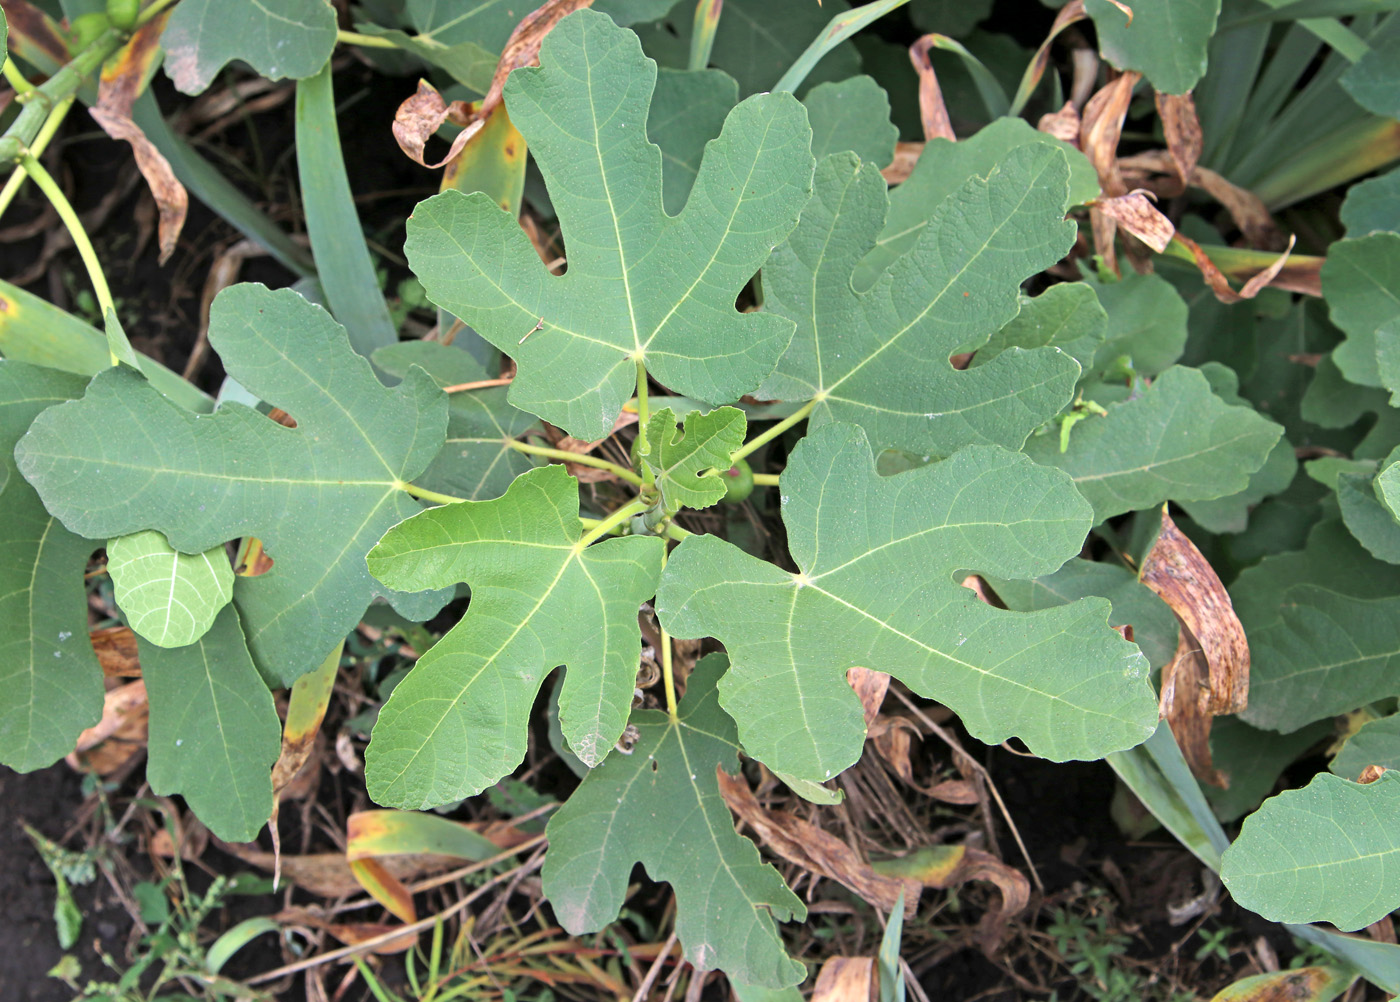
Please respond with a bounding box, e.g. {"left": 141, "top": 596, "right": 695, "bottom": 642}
{"left": 3, "top": 0, "right": 1400, "bottom": 998}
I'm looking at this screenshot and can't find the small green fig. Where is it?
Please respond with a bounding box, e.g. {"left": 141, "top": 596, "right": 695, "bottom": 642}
{"left": 719, "top": 458, "right": 754, "bottom": 503}
{"left": 106, "top": 0, "right": 140, "bottom": 30}
{"left": 68, "top": 12, "right": 111, "bottom": 51}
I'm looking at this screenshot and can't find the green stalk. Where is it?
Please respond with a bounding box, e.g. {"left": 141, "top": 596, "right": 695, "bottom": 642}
{"left": 750, "top": 472, "right": 780, "bottom": 487}
{"left": 20, "top": 152, "right": 118, "bottom": 362}
{"left": 0, "top": 27, "right": 127, "bottom": 165}
{"left": 663, "top": 522, "right": 693, "bottom": 542}
{"left": 2, "top": 58, "right": 36, "bottom": 97}
{"left": 508, "top": 439, "right": 646, "bottom": 486}
{"left": 399, "top": 481, "right": 468, "bottom": 506}
{"left": 336, "top": 30, "right": 400, "bottom": 49}
{"left": 659, "top": 581, "right": 679, "bottom": 720}
{"left": 730, "top": 397, "right": 818, "bottom": 463}
{"left": 577, "top": 499, "right": 650, "bottom": 547}
{"left": 688, "top": 0, "right": 723, "bottom": 71}
{"left": 634, "top": 359, "right": 651, "bottom": 431}
{"left": 0, "top": 94, "right": 74, "bottom": 221}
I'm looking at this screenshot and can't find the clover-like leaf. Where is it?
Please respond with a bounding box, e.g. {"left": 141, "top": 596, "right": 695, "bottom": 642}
{"left": 1221, "top": 771, "right": 1400, "bottom": 932}
{"left": 1339, "top": 464, "right": 1400, "bottom": 565}
{"left": 1342, "top": 169, "right": 1400, "bottom": 237}
{"left": 657, "top": 423, "right": 1157, "bottom": 785}
{"left": 0, "top": 361, "right": 103, "bottom": 773}
{"left": 162, "top": 0, "right": 338, "bottom": 95}
{"left": 140, "top": 605, "right": 280, "bottom": 842}
{"left": 1326, "top": 234, "right": 1400, "bottom": 389}
{"left": 16, "top": 284, "right": 449, "bottom": 686}
{"left": 406, "top": 11, "right": 813, "bottom": 442}
{"left": 365, "top": 465, "right": 665, "bottom": 809}
{"left": 640, "top": 407, "right": 746, "bottom": 516}
{"left": 1024, "top": 366, "right": 1283, "bottom": 523}
{"left": 759, "top": 147, "right": 1079, "bottom": 458}
{"left": 1244, "top": 585, "right": 1400, "bottom": 734}
{"left": 543, "top": 654, "right": 806, "bottom": 988}
{"left": 107, "top": 530, "right": 234, "bottom": 648}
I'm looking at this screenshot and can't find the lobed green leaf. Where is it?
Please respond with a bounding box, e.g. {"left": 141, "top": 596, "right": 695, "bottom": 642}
{"left": 640, "top": 406, "right": 747, "bottom": 515}
{"left": 657, "top": 422, "right": 1157, "bottom": 785}
{"left": 407, "top": 10, "right": 815, "bottom": 441}
{"left": 1222, "top": 771, "right": 1400, "bottom": 931}
{"left": 365, "top": 465, "right": 664, "bottom": 808}
{"left": 15, "top": 285, "right": 449, "bottom": 686}
{"left": 1024, "top": 366, "right": 1283, "bottom": 523}
{"left": 543, "top": 655, "right": 806, "bottom": 988}
{"left": 0, "top": 362, "right": 103, "bottom": 773}
{"left": 760, "top": 146, "right": 1080, "bottom": 458}
{"left": 140, "top": 605, "right": 280, "bottom": 842}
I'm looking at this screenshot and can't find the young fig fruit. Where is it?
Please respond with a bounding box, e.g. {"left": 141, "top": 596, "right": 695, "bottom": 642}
{"left": 720, "top": 458, "right": 754, "bottom": 504}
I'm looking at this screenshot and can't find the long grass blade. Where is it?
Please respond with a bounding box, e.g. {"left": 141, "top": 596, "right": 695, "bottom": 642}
{"left": 773, "top": 0, "right": 912, "bottom": 94}
{"left": 296, "top": 62, "right": 397, "bottom": 357}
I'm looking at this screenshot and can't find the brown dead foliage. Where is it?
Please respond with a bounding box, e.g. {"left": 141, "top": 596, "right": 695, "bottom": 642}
{"left": 91, "top": 12, "right": 188, "bottom": 264}
{"left": 1141, "top": 507, "right": 1249, "bottom": 786}
{"left": 909, "top": 35, "right": 954, "bottom": 142}
{"left": 719, "top": 768, "right": 921, "bottom": 918}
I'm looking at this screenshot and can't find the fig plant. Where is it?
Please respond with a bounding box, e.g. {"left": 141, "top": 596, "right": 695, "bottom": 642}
{"left": 2, "top": 0, "right": 1400, "bottom": 994}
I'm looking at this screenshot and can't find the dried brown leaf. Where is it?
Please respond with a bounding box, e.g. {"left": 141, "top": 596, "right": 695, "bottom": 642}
{"left": 1120, "top": 150, "right": 1282, "bottom": 249}
{"left": 479, "top": 0, "right": 597, "bottom": 126}
{"left": 813, "top": 957, "right": 875, "bottom": 1002}
{"left": 91, "top": 625, "right": 141, "bottom": 677}
{"left": 71, "top": 679, "right": 147, "bottom": 755}
{"left": 215, "top": 839, "right": 463, "bottom": 898}
{"left": 908, "top": 35, "right": 955, "bottom": 142}
{"left": 1038, "top": 102, "right": 1082, "bottom": 145}
{"left": 881, "top": 141, "right": 922, "bottom": 186}
{"left": 873, "top": 845, "right": 1029, "bottom": 951}
{"left": 1023, "top": 1, "right": 1088, "bottom": 114}
{"left": 846, "top": 667, "right": 890, "bottom": 726}
{"left": 717, "top": 769, "right": 920, "bottom": 917}
{"left": 1158, "top": 632, "right": 1225, "bottom": 786}
{"left": 91, "top": 12, "right": 188, "bottom": 264}
{"left": 391, "top": 80, "right": 475, "bottom": 169}
{"left": 1155, "top": 91, "right": 1202, "bottom": 195}
{"left": 1081, "top": 71, "right": 1139, "bottom": 197}
{"left": 1173, "top": 231, "right": 1298, "bottom": 303}
{"left": 1090, "top": 190, "right": 1174, "bottom": 253}
{"left": 1141, "top": 507, "right": 1249, "bottom": 784}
